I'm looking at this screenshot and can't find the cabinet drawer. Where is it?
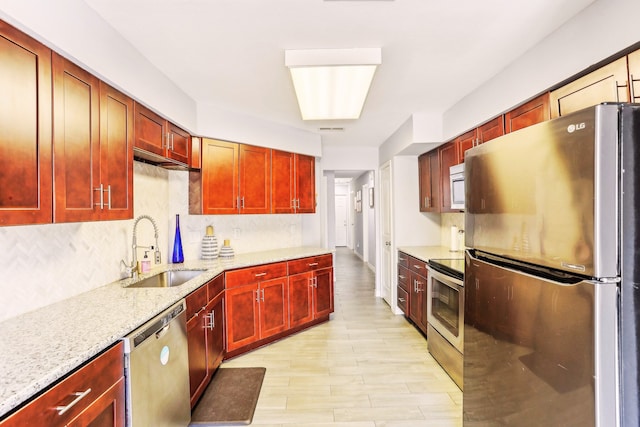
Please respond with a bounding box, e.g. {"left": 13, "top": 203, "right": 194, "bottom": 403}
{"left": 225, "top": 262, "right": 288, "bottom": 288}
{"left": 398, "top": 265, "right": 410, "bottom": 292}
{"left": 408, "top": 256, "right": 428, "bottom": 277}
{"left": 186, "top": 285, "right": 208, "bottom": 319}
{"left": 288, "top": 254, "right": 332, "bottom": 275}
{"left": 397, "top": 286, "right": 409, "bottom": 315}
{"left": 397, "top": 251, "right": 409, "bottom": 268}
{"left": 1, "top": 343, "right": 124, "bottom": 427}
{"left": 207, "top": 273, "right": 224, "bottom": 301}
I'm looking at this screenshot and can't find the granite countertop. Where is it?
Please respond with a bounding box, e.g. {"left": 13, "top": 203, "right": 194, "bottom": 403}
{"left": 0, "top": 246, "right": 332, "bottom": 418}
{"left": 397, "top": 245, "right": 465, "bottom": 263}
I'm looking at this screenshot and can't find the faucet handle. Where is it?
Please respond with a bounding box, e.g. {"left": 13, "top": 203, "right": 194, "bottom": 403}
{"left": 120, "top": 259, "right": 136, "bottom": 279}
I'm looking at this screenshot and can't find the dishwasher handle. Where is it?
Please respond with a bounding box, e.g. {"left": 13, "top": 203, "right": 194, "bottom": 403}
{"left": 155, "top": 323, "right": 170, "bottom": 340}
{"left": 123, "top": 299, "right": 186, "bottom": 353}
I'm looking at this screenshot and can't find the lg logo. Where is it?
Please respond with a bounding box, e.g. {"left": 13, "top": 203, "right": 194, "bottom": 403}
{"left": 567, "top": 122, "right": 586, "bottom": 133}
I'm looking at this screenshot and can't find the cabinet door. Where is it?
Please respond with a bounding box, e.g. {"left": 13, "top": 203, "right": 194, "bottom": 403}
{"left": 259, "top": 276, "right": 289, "bottom": 339}
{"left": 225, "top": 284, "right": 259, "bottom": 352}
{"left": 99, "top": 82, "right": 133, "bottom": 220}
{"left": 313, "top": 267, "right": 334, "bottom": 318}
{"left": 200, "top": 138, "right": 239, "bottom": 214}
{"left": 240, "top": 144, "right": 271, "bottom": 214}
{"left": 295, "top": 154, "right": 316, "bottom": 213}
{"left": 288, "top": 272, "right": 313, "bottom": 328}
{"left": 207, "top": 292, "right": 225, "bottom": 373}
{"left": 409, "top": 272, "right": 428, "bottom": 333}
{"left": 505, "top": 93, "right": 550, "bottom": 133}
{"left": 629, "top": 49, "right": 640, "bottom": 103}
{"left": 455, "top": 129, "right": 477, "bottom": 164}
{"left": 187, "top": 308, "right": 208, "bottom": 407}
{"left": 0, "top": 21, "right": 53, "bottom": 225}
{"left": 52, "top": 53, "right": 101, "bottom": 223}
{"left": 67, "top": 377, "right": 125, "bottom": 427}
{"left": 438, "top": 141, "right": 458, "bottom": 213}
{"left": 272, "top": 150, "right": 296, "bottom": 213}
{"left": 550, "top": 56, "right": 629, "bottom": 118}
{"left": 418, "top": 152, "right": 439, "bottom": 213}
{"left": 133, "top": 102, "right": 165, "bottom": 156}
{"left": 477, "top": 116, "right": 504, "bottom": 145}
{"left": 167, "top": 122, "right": 190, "bottom": 165}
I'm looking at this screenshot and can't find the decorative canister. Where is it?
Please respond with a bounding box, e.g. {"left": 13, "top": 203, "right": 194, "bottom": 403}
{"left": 201, "top": 225, "right": 219, "bottom": 260}
{"left": 219, "top": 239, "right": 235, "bottom": 258}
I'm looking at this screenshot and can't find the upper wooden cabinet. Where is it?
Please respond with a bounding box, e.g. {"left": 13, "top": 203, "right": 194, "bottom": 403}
{"left": 455, "top": 128, "right": 478, "bottom": 165}
{"left": 52, "top": 53, "right": 101, "bottom": 223}
{"left": 189, "top": 138, "right": 271, "bottom": 215}
{"left": 98, "top": 82, "right": 134, "bottom": 220}
{"left": 439, "top": 141, "right": 459, "bottom": 213}
{"left": 272, "top": 151, "right": 316, "bottom": 214}
{"left": 52, "top": 54, "right": 133, "bottom": 223}
{"left": 418, "top": 150, "right": 439, "bottom": 212}
{"left": 134, "top": 102, "right": 190, "bottom": 167}
{"left": 505, "top": 93, "right": 550, "bottom": 133}
{"left": 0, "top": 21, "right": 53, "bottom": 226}
{"left": 550, "top": 56, "right": 629, "bottom": 118}
{"left": 239, "top": 144, "right": 271, "bottom": 214}
{"left": 477, "top": 116, "right": 505, "bottom": 145}
{"left": 628, "top": 49, "right": 640, "bottom": 103}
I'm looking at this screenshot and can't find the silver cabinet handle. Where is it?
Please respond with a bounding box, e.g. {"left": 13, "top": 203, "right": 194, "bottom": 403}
{"left": 255, "top": 272, "right": 267, "bottom": 277}
{"left": 261, "top": 289, "right": 265, "bottom": 302}
{"left": 205, "top": 310, "right": 215, "bottom": 330}
{"left": 308, "top": 262, "right": 319, "bottom": 267}
{"left": 94, "top": 184, "right": 104, "bottom": 209}
{"left": 399, "top": 298, "right": 406, "bottom": 303}
{"left": 413, "top": 264, "right": 424, "bottom": 270}
{"left": 255, "top": 290, "right": 260, "bottom": 303}
{"left": 106, "top": 185, "right": 112, "bottom": 209}
{"left": 398, "top": 275, "right": 406, "bottom": 280}
{"left": 170, "top": 133, "right": 174, "bottom": 150}
{"left": 56, "top": 388, "right": 91, "bottom": 415}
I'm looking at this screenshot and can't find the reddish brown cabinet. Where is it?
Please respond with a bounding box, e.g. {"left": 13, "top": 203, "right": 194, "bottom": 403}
{"left": 0, "top": 343, "right": 125, "bottom": 427}
{"left": 438, "top": 141, "right": 458, "bottom": 213}
{"left": 288, "top": 254, "right": 334, "bottom": 327}
{"left": 454, "top": 128, "right": 477, "bottom": 165}
{"left": 272, "top": 150, "right": 316, "bottom": 213}
{"left": 239, "top": 144, "right": 271, "bottom": 214}
{"left": 408, "top": 256, "right": 428, "bottom": 335}
{"left": 225, "top": 263, "right": 289, "bottom": 354}
{"left": 52, "top": 54, "right": 133, "bottom": 223}
{"left": 134, "top": 102, "right": 190, "bottom": 166}
{"left": 0, "top": 21, "right": 53, "bottom": 226}
{"left": 505, "top": 93, "right": 550, "bottom": 133}
{"left": 190, "top": 139, "right": 271, "bottom": 214}
{"left": 418, "top": 150, "right": 439, "bottom": 212}
{"left": 397, "top": 253, "right": 410, "bottom": 316}
{"left": 186, "top": 274, "right": 225, "bottom": 407}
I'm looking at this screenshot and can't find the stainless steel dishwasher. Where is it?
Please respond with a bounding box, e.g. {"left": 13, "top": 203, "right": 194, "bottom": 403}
{"left": 123, "top": 299, "right": 191, "bottom": 427}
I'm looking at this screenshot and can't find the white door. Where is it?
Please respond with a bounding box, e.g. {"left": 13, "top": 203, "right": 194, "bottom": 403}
{"left": 380, "top": 162, "right": 392, "bottom": 306}
{"left": 362, "top": 184, "right": 369, "bottom": 264}
{"left": 335, "top": 194, "right": 348, "bottom": 247}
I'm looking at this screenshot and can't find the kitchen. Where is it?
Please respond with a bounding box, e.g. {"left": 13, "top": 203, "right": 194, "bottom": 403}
{"left": 1, "top": 0, "right": 640, "bottom": 426}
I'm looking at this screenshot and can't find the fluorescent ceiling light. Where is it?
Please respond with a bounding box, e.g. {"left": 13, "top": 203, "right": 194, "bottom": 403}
{"left": 285, "top": 48, "right": 381, "bottom": 120}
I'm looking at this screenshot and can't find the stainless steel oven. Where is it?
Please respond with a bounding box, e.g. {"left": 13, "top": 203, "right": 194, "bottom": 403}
{"left": 427, "top": 258, "right": 464, "bottom": 389}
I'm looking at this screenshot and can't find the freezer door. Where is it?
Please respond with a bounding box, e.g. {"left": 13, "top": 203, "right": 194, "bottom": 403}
{"left": 463, "top": 251, "right": 618, "bottom": 426}
{"left": 464, "top": 104, "right": 626, "bottom": 278}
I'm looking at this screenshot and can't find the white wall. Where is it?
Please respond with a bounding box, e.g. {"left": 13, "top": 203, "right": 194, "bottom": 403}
{"left": 321, "top": 145, "right": 379, "bottom": 171}
{"left": 443, "top": 0, "right": 640, "bottom": 139}
{"left": 0, "top": 0, "right": 197, "bottom": 132}
{"left": 197, "top": 104, "right": 322, "bottom": 157}
{"left": 391, "top": 156, "right": 441, "bottom": 247}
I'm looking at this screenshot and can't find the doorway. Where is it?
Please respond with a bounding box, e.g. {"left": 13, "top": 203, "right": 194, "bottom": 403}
{"left": 335, "top": 193, "right": 348, "bottom": 247}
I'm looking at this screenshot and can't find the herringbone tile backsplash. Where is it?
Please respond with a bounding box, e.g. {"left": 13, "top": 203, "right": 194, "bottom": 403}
{"left": 0, "top": 161, "right": 303, "bottom": 322}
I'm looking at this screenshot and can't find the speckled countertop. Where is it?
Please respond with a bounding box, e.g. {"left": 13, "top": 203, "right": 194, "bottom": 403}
{"left": 0, "top": 246, "right": 331, "bottom": 418}
{"left": 397, "top": 245, "right": 465, "bottom": 263}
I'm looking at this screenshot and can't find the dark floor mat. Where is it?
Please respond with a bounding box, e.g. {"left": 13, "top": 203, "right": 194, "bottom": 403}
{"left": 190, "top": 367, "right": 266, "bottom": 426}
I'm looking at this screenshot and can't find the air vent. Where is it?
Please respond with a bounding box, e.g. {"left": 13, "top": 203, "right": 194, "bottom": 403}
{"left": 319, "top": 127, "right": 345, "bottom": 132}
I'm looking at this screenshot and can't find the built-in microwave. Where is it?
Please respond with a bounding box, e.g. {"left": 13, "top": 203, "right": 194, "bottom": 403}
{"left": 449, "top": 163, "right": 465, "bottom": 210}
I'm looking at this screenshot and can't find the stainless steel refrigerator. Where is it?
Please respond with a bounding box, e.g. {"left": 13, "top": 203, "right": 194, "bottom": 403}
{"left": 464, "top": 103, "right": 640, "bottom": 426}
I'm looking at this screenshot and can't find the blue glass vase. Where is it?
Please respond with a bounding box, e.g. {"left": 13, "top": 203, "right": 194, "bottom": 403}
{"left": 172, "top": 214, "right": 184, "bottom": 263}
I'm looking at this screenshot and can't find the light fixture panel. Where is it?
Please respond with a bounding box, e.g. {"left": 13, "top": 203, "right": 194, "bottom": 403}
{"left": 285, "top": 48, "right": 381, "bottom": 121}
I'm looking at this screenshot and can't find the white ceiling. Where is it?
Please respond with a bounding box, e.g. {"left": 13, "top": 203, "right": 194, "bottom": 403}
{"left": 84, "top": 0, "right": 595, "bottom": 149}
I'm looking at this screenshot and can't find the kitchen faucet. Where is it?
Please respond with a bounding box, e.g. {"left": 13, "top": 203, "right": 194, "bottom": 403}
{"left": 121, "top": 215, "right": 162, "bottom": 279}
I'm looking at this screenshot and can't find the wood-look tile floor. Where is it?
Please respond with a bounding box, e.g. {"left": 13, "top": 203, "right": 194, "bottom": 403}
{"left": 221, "top": 247, "right": 463, "bottom": 427}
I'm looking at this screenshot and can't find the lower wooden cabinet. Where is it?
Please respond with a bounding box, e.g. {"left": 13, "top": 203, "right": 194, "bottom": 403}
{"left": 225, "top": 269, "right": 289, "bottom": 353}
{"left": 397, "top": 264, "right": 410, "bottom": 315}
{"left": 398, "top": 252, "right": 428, "bottom": 335}
{"left": 0, "top": 343, "right": 125, "bottom": 427}
{"left": 186, "top": 274, "right": 225, "bottom": 408}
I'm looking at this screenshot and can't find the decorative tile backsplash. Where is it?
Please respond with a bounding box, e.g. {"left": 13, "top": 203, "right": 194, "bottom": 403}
{"left": 0, "top": 161, "right": 302, "bottom": 323}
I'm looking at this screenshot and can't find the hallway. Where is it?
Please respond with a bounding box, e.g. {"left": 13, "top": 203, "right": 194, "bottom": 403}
{"left": 222, "top": 247, "right": 463, "bottom": 426}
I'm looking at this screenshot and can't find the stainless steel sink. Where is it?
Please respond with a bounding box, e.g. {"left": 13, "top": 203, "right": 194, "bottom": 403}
{"left": 126, "top": 269, "right": 205, "bottom": 288}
